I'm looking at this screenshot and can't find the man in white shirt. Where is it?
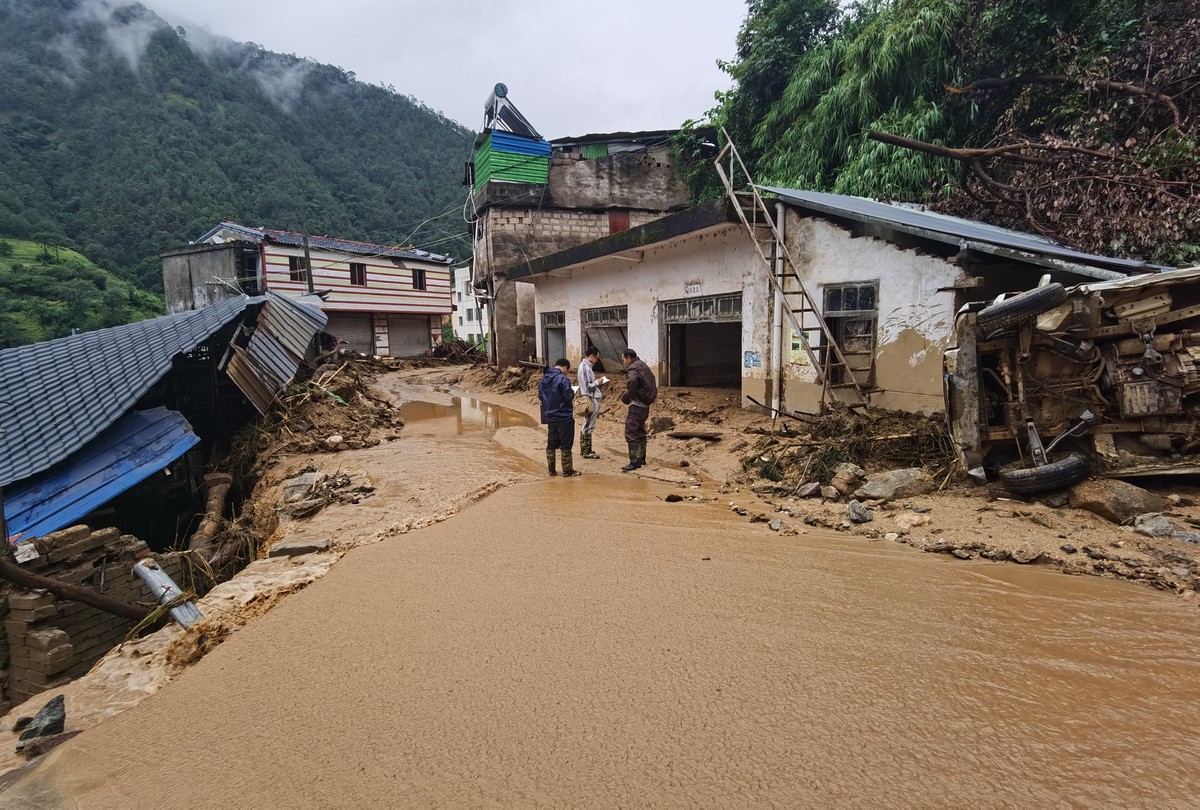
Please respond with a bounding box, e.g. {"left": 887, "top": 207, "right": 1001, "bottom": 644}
{"left": 578, "top": 347, "right": 604, "bottom": 459}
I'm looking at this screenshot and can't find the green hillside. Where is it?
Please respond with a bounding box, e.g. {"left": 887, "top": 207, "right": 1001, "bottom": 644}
{"left": 0, "top": 237, "right": 162, "bottom": 348}
{"left": 0, "top": 0, "right": 475, "bottom": 298}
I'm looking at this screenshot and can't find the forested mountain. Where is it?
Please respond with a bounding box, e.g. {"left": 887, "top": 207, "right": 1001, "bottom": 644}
{"left": 0, "top": 0, "right": 475, "bottom": 299}
{"left": 686, "top": 0, "right": 1200, "bottom": 265}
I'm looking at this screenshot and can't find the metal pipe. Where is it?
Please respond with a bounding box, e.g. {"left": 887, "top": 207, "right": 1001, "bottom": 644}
{"left": 773, "top": 201, "right": 786, "bottom": 413}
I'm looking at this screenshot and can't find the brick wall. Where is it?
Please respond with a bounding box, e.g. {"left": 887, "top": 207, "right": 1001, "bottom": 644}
{"left": 3, "top": 525, "right": 190, "bottom": 709}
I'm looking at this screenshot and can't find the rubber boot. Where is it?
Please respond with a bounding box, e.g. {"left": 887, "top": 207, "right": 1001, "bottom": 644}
{"left": 561, "top": 450, "right": 581, "bottom": 477}
{"left": 546, "top": 448, "right": 557, "bottom": 476}
{"left": 580, "top": 432, "right": 600, "bottom": 459}
{"left": 621, "top": 442, "right": 641, "bottom": 472}
{"left": 637, "top": 438, "right": 648, "bottom": 467}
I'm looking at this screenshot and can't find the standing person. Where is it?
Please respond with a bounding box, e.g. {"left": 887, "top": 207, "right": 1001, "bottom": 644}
{"left": 538, "top": 358, "right": 581, "bottom": 477}
{"left": 577, "top": 347, "right": 604, "bottom": 459}
{"left": 619, "top": 348, "right": 657, "bottom": 472}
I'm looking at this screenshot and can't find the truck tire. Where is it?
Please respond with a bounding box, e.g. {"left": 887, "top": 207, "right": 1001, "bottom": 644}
{"left": 998, "top": 452, "right": 1090, "bottom": 494}
{"left": 976, "top": 283, "right": 1068, "bottom": 333}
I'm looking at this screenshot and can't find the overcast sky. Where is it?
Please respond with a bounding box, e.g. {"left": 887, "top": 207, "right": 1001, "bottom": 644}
{"left": 136, "top": 0, "right": 747, "bottom": 138}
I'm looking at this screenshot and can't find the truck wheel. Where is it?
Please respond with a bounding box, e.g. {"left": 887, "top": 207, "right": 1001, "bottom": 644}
{"left": 998, "top": 452, "right": 1090, "bottom": 494}
{"left": 976, "top": 283, "right": 1067, "bottom": 333}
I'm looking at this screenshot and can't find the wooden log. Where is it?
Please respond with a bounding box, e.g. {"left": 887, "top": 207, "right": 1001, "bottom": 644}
{"left": 666, "top": 431, "right": 723, "bottom": 441}
{"left": 187, "top": 472, "right": 234, "bottom": 555}
{"left": 0, "top": 555, "right": 150, "bottom": 621}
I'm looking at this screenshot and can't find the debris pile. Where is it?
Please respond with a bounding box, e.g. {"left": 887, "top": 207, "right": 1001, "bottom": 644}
{"left": 737, "top": 405, "right": 959, "bottom": 490}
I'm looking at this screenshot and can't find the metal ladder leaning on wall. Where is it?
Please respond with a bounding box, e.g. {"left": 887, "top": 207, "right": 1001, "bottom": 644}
{"left": 713, "top": 128, "right": 870, "bottom": 411}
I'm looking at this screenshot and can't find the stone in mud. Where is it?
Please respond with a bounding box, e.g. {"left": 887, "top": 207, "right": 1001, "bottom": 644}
{"left": 830, "top": 462, "right": 867, "bottom": 496}
{"left": 847, "top": 500, "right": 873, "bottom": 524}
{"left": 884, "top": 532, "right": 899, "bottom": 542}
{"left": 324, "top": 434, "right": 345, "bottom": 450}
{"left": 1171, "top": 566, "right": 1192, "bottom": 578}
{"left": 282, "top": 472, "right": 322, "bottom": 504}
{"left": 925, "top": 541, "right": 956, "bottom": 554}
{"left": 268, "top": 537, "right": 331, "bottom": 558}
{"left": 894, "top": 512, "right": 931, "bottom": 531}
{"left": 952, "top": 549, "right": 973, "bottom": 560}
{"left": 1133, "top": 513, "right": 1200, "bottom": 542}
{"left": 803, "top": 515, "right": 818, "bottom": 526}
{"left": 852, "top": 468, "right": 936, "bottom": 502}
{"left": 1011, "top": 544, "right": 1041, "bottom": 564}
{"left": 1068, "top": 479, "right": 1167, "bottom": 524}
{"left": 1060, "top": 544, "right": 1078, "bottom": 554}
{"left": 17, "top": 695, "right": 65, "bottom": 750}
{"left": 768, "top": 519, "right": 783, "bottom": 532}
{"left": 796, "top": 482, "right": 822, "bottom": 498}
{"left": 820, "top": 486, "right": 840, "bottom": 500}
{"left": 664, "top": 494, "right": 683, "bottom": 503}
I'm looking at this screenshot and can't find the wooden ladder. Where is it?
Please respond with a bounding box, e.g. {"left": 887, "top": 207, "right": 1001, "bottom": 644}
{"left": 713, "top": 128, "right": 870, "bottom": 411}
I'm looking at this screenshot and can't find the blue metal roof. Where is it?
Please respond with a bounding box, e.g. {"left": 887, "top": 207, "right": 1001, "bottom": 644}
{"left": 193, "top": 221, "right": 453, "bottom": 264}
{"left": 4, "top": 408, "right": 199, "bottom": 542}
{"left": 760, "top": 186, "right": 1158, "bottom": 277}
{"left": 0, "top": 297, "right": 251, "bottom": 487}
{"left": 488, "top": 131, "right": 552, "bottom": 157}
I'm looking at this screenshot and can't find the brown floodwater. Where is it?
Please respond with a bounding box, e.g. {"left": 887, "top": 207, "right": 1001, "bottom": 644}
{"left": 5, "top": 398, "right": 1200, "bottom": 807}
{"left": 400, "top": 396, "right": 538, "bottom": 437}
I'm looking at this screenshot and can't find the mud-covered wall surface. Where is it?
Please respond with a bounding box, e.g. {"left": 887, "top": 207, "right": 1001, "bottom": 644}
{"left": 161, "top": 244, "right": 240, "bottom": 315}
{"left": 546, "top": 146, "right": 691, "bottom": 211}
{"left": 2, "top": 526, "right": 187, "bottom": 710}
{"left": 782, "top": 216, "right": 965, "bottom": 415}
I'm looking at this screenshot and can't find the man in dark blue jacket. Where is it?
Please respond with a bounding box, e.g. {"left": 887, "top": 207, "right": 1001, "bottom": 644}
{"left": 538, "top": 358, "right": 581, "bottom": 477}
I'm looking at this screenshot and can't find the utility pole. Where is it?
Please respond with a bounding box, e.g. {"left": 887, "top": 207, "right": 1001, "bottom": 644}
{"left": 302, "top": 235, "right": 315, "bottom": 294}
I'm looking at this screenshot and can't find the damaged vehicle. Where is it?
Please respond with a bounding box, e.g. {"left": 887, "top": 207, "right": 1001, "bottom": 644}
{"left": 945, "top": 267, "right": 1200, "bottom": 493}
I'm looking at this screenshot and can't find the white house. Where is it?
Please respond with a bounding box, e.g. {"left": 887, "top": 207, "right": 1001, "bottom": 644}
{"left": 452, "top": 265, "right": 488, "bottom": 345}
{"left": 507, "top": 190, "right": 1156, "bottom": 416}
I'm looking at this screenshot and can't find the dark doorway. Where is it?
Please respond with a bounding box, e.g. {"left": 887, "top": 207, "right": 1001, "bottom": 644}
{"left": 666, "top": 321, "right": 740, "bottom": 386}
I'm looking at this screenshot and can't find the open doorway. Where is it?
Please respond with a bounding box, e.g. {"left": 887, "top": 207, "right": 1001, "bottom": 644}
{"left": 662, "top": 294, "right": 741, "bottom": 386}
{"left": 542, "top": 310, "right": 565, "bottom": 365}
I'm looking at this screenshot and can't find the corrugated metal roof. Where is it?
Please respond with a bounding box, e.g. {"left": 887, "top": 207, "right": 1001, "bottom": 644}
{"left": 761, "top": 186, "right": 1158, "bottom": 277}
{"left": 0, "top": 298, "right": 251, "bottom": 487}
{"left": 486, "top": 131, "right": 552, "bottom": 157}
{"left": 225, "top": 347, "right": 275, "bottom": 414}
{"left": 260, "top": 291, "right": 328, "bottom": 359}
{"left": 192, "top": 221, "right": 453, "bottom": 265}
{"left": 4, "top": 408, "right": 199, "bottom": 541}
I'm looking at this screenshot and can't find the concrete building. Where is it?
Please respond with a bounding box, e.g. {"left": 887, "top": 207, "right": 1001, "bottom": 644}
{"left": 162, "top": 221, "right": 454, "bottom": 357}
{"left": 452, "top": 265, "right": 488, "bottom": 346}
{"left": 508, "top": 190, "right": 1157, "bottom": 416}
{"left": 466, "top": 86, "right": 693, "bottom": 365}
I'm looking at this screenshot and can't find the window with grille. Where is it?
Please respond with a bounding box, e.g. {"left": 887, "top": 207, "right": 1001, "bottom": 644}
{"left": 350, "top": 262, "right": 367, "bottom": 286}
{"left": 822, "top": 282, "right": 877, "bottom": 384}
{"left": 662, "top": 294, "right": 741, "bottom": 323}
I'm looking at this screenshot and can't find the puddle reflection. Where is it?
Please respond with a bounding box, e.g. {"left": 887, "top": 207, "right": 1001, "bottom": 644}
{"left": 400, "top": 397, "right": 537, "bottom": 436}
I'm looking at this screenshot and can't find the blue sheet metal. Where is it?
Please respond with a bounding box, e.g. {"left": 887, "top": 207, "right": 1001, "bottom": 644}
{"left": 488, "top": 131, "right": 552, "bottom": 157}
{"left": 3, "top": 408, "right": 199, "bottom": 542}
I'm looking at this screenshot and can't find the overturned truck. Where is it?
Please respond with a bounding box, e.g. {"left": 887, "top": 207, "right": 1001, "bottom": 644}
{"left": 945, "top": 267, "right": 1200, "bottom": 493}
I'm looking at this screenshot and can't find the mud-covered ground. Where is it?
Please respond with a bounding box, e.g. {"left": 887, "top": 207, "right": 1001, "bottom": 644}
{"left": 0, "top": 360, "right": 1197, "bottom": 787}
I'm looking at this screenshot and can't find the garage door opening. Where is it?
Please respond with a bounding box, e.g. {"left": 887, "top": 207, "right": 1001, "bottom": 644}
{"left": 663, "top": 294, "right": 741, "bottom": 386}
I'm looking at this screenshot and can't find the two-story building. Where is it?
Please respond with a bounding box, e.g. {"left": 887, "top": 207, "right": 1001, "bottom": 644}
{"left": 162, "top": 221, "right": 454, "bottom": 357}
{"left": 452, "top": 265, "right": 488, "bottom": 346}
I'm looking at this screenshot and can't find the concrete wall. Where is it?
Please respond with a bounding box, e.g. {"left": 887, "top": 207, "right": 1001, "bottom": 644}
{"left": 528, "top": 224, "right": 766, "bottom": 392}
{"left": 161, "top": 245, "right": 242, "bottom": 314}
{"left": 546, "top": 146, "right": 691, "bottom": 211}
{"left": 781, "top": 215, "right": 967, "bottom": 415}
{"left": 2, "top": 525, "right": 189, "bottom": 708}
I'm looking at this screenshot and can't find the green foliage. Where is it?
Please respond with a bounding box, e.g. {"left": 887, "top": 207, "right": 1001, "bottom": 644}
{"left": 0, "top": 238, "right": 163, "bottom": 348}
{"left": 0, "top": 0, "right": 475, "bottom": 298}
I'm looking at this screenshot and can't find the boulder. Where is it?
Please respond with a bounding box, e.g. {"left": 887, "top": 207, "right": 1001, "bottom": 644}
{"left": 1068, "top": 479, "right": 1167, "bottom": 524}
{"left": 847, "top": 500, "right": 874, "bottom": 524}
{"left": 1011, "top": 544, "right": 1042, "bottom": 564}
{"left": 853, "top": 468, "right": 936, "bottom": 501}
{"left": 17, "top": 695, "right": 65, "bottom": 750}
{"left": 795, "top": 482, "right": 822, "bottom": 498}
{"left": 1133, "top": 513, "right": 1200, "bottom": 544}
{"left": 282, "top": 472, "right": 322, "bottom": 504}
{"left": 820, "top": 486, "right": 841, "bottom": 500}
{"left": 830, "top": 462, "right": 867, "bottom": 496}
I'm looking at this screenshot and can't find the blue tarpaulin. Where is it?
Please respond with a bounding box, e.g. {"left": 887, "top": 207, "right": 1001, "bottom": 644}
{"left": 4, "top": 407, "right": 199, "bottom": 542}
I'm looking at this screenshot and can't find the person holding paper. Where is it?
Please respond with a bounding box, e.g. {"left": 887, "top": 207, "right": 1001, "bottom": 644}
{"left": 537, "top": 358, "right": 581, "bottom": 477}
{"left": 577, "top": 346, "right": 606, "bottom": 459}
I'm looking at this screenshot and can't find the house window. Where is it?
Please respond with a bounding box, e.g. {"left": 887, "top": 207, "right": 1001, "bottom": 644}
{"left": 822, "top": 282, "right": 878, "bottom": 385}
{"left": 350, "top": 262, "right": 367, "bottom": 286}
{"left": 288, "top": 256, "right": 307, "bottom": 283}
{"left": 412, "top": 268, "right": 427, "bottom": 291}
{"left": 608, "top": 209, "right": 630, "bottom": 234}
{"left": 582, "top": 305, "right": 628, "bottom": 361}
{"left": 542, "top": 310, "right": 566, "bottom": 365}
{"left": 466, "top": 309, "right": 475, "bottom": 322}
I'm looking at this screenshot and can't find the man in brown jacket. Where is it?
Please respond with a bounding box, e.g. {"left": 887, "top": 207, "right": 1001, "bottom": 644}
{"left": 619, "top": 348, "right": 657, "bottom": 471}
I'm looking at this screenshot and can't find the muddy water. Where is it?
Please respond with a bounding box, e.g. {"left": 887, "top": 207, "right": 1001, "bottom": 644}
{"left": 400, "top": 396, "right": 538, "bottom": 436}
{"left": 6, "top": 400, "right": 1200, "bottom": 807}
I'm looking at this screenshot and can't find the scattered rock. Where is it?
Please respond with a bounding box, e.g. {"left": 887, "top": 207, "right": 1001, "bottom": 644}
{"left": 768, "top": 519, "right": 783, "bottom": 532}
{"left": 19, "top": 730, "right": 81, "bottom": 760}
{"left": 1042, "top": 493, "right": 1070, "bottom": 508}
{"left": 664, "top": 493, "right": 683, "bottom": 503}
{"left": 1069, "top": 479, "right": 1168, "bottom": 524}
{"left": 830, "top": 462, "right": 867, "bottom": 496}
{"left": 1060, "top": 544, "right": 1078, "bottom": 554}
{"left": 16, "top": 695, "right": 65, "bottom": 751}
{"left": 267, "top": 537, "right": 331, "bottom": 558}
{"left": 796, "top": 482, "right": 822, "bottom": 498}
{"left": 803, "top": 515, "right": 818, "bottom": 526}
{"left": 852, "top": 468, "right": 936, "bottom": 501}
{"left": 1011, "top": 544, "right": 1042, "bottom": 564}
{"left": 282, "top": 472, "right": 322, "bottom": 504}
{"left": 820, "top": 486, "right": 840, "bottom": 500}
{"left": 1134, "top": 513, "right": 1200, "bottom": 543}
{"left": 324, "top": 434, "right": 345, "bottom": 450}
{"left": 679, "top": 459, "right": 689, "bottom": 468}
{"left": 847, "top": 500, "right": 873, "bottom": 524}
{"left": 884, "top": 532, "right": 900, "bottom": 542}
{"left": 1171, "top": 566, "right": 1192, "bottom": 578}
{"left": 649, "top": 416, "right": 676, "bottom": 432}
{"left": 952, "top": 549, "right": 973, "bottom": 560}
{"left": 894, "top": 512, "right": 931, "bottom": 531}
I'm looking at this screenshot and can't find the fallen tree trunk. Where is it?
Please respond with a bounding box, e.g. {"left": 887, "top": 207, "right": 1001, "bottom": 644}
{"left": 187, "top": 472, "right": 234, "bottom": 557}
{"left": 0, "top": 555, "right": 150, "bottom": 622}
